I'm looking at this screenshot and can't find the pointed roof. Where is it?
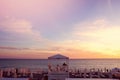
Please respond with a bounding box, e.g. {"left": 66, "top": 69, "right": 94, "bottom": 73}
{"left": 48, "top": 54, "right": 69, "bottom": 59}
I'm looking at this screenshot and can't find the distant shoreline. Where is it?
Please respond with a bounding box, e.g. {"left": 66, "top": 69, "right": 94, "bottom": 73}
{"left": 0, "top": 58, "right": 120, "bottom": 60}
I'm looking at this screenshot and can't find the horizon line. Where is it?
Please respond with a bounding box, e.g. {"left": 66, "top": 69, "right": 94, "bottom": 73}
{"left": 0, "top": 58, "right": 120, "bottom": 60}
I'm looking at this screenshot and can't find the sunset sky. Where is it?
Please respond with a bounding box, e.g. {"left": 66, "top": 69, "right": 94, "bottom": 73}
{"left": 0, "top": 0, "right": 120, "bottom": 59}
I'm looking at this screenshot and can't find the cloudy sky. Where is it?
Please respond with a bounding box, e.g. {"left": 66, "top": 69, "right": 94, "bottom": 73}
{"left": 0, "top": 0, "right": 120, "bottom": 59}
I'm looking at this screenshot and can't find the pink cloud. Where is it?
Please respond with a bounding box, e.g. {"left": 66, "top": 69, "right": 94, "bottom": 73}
{"left": 0, "top": 17, "right": 42, "bottom": 42}
{"left": 0, "top": 46, "right": 30, "bottom": 50}
{"left": 0, "top": 17, "right": 32, "bottom": 34}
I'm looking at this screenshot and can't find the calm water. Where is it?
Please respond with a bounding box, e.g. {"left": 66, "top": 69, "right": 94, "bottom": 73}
{"left": 0, "top": 59, "right": 120, "bottom": 70}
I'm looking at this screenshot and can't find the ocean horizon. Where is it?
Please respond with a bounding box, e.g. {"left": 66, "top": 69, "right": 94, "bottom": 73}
{"left": 0, "top": 59, "right": 120, "bottom": 70}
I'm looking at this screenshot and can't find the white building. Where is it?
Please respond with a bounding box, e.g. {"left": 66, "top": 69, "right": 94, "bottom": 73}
{"left": 48, "top": 54, "right": 69, "bottom": 80}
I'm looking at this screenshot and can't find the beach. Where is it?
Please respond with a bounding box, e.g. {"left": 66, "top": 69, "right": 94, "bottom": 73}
{"left": 0, "top": 59, "right": 120, "bottom": 80}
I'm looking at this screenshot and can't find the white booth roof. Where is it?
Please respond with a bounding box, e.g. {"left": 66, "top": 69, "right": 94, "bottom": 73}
{"left": 48, "top": 54, "right": 69, "bottom": 59}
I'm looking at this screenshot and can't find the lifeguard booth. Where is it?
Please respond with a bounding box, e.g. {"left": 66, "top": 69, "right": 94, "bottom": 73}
{"left": 48, "top": 54, "right": 69, "bottom": 80}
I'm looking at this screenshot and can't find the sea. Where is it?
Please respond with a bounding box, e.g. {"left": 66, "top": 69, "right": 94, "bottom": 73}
{"left": 0, "top": 59, "right": 120, "bottom": 71}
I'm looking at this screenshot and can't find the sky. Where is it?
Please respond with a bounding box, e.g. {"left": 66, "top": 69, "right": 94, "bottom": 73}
{"left": 0, "top": 0, "right": 120, "bottom": 59}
